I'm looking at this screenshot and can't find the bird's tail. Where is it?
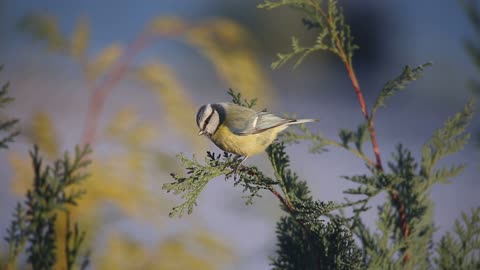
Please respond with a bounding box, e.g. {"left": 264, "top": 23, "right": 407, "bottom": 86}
{"left": 287, "top": 118, "right": 318, "bottom": 125}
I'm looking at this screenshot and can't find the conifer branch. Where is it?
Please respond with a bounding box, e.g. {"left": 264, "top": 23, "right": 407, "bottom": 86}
{"left": 257, "top": 1, "right": 439, "bottom": 265}
{"left": 311, "top": 2, "right": 419, "bottom": 263}
{"left": 435, "top": 207, "right": 480, "bottom": 269}
{"left": 280, "top": 124, "right": 376, "bottom": 167}
{"left": 0, "top": 68, "right": 20, "bottom": 149}
{"left": 4, "top": 145, "right": 92, "bottom": 270}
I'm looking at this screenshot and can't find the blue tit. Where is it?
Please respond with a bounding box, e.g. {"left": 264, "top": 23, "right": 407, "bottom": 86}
{"left": 196, "top": 102, "right": 317, "bottom": 165}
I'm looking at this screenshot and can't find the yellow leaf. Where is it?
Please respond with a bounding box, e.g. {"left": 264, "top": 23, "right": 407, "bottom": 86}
{"left": 156, "top": 239, "right": 216, "bottom": 270}
{"left": 86, "top": 43, "right": 123, "bottom": 81}
{"left": 18, "top": 14, "right": 66, "bottom": 51}
{"left": 106, "top": 108, "right": 158, "bottom": 149}
{"left": 106, "top": 108, "right": 137, "bottom": 137}
{"left": 8, "top": 152, "right": 32, "bottom": 195}
{"left": 186, "top": 19, "right": 273, "bottom": 106}
{"left": 136, "top": 63, "right": 204, "bottom": 150}
{"left": 149, "top": 16, "right": 186, "bottom": 35}
{"left": 70, "top": 17, "right": 90, "bottom": 59}
{"left": 29, "top": 111, "right": 59, "bottom": 157}
{"left": 8, "top": 144, "right": 233, "bottom": 270}
{"left": 99, "top": 232, "right": 153, "bottom": 270}
{"left": 190, "top": 230, "right": 234, "bottom": 262}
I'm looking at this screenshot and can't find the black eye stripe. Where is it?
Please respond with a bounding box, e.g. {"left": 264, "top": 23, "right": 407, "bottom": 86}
{"left": 202, "top": 109, "right": 215, "bottom": 130}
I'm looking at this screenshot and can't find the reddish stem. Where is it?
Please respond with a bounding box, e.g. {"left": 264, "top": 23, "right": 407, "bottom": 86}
{"left": 343, "top": 60, "right": 410, "bottom": 264}
{"left": 344, "top": 62, "right": 383, "bottom": 170}
{"left": 269, "top": 187, "right": 294, "bottom": 212}
{"left": 81, "top": 33, "right": 151, "bottom": 146}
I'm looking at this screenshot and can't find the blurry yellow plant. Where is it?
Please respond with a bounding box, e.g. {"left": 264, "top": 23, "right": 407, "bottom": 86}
{"left": 99, "top": 230, "right": 233, "bottom": 270}
{"left": 85, "top": 43, "right": 124, "bottom": 81}
{"left": 136, "top": 63, "right": 200, "bottom": 147}
{"left": 70, "top": 17, "right": 90, "bottom": 60}
{"left": 9, "top": 110, "right": 233, "bottom": 269}
{"left": 28, "top": 111, "right": 59, "bottom": 157}
{"left": 185, "top": 18, "right": 273, "bottom": 106}
{"left": 10, "top": 12, "right": 275, "bottom": 269}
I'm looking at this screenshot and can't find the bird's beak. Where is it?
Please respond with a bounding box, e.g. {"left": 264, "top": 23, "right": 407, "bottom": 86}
{"left": 198, "top": 130, "right": 205, "bottom": 136}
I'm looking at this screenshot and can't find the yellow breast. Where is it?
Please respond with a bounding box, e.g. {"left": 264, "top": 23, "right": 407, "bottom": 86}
{"left": 209, "top": 125, "right": 285, "bottom": 156}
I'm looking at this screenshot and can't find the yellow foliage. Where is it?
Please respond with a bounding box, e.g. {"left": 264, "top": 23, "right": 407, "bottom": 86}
{"left": 106, "top": 108, "right": 157, "bottom": 148}
{"left": 70, "top": 17, "right": 90, "bottom": 60}
{"left": 18, "top": 14, "right": 66, "bottom": 52}
{"left": 136, "top": 63, "right": 203, "bottom": 149}
{"left": 8, "top": 150, "right": 162, "bottom": 269}
{"left": 149, "top": 16, "right": 186, "bottom": 35}
{"left": 8, "top": 109, "right": 230, "bottom": 269}
{"left": 190, "top": 230, "right": 234, "bottom": 260}
{"left": 86, "top": 43, "right": 123, "bottom": 81}
{"left": 98, "top": 231, "right": 233, "bottom": 270}
{"left": 29, "top": 111, "right": 59, "bottom": 157}
{"left": 11, "top": 13, "right": 276, "bottom": 270}
{"left": 186, "top": 19, "right": 273, "bottom": 106}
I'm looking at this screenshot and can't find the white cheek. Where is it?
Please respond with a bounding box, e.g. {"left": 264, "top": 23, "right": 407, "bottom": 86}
{"left": 199, "top": 105, "right": 213, "bottom": 128}
{"left": 206, "top": 111, "right": 220, "bottom": 134}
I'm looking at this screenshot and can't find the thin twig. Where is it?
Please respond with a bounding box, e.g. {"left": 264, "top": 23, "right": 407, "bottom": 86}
{"left": 324, "top": 139, "right": 376, "bottom": 167}
{"left": 81, "top": 33, "right": 151, "bottom": 146}
{"left": 341, "top": 28, "right": 411, "bottom": 268}
{"left": 80, "top": 20, "right": 197, "bottom": 146}
{"left": 269, "top": 186, "right": 294, "bottom": 212}
{"left": 268, "top": 187, "right": 312, "bottom": 234}
{"left": 313, "top": 1, "right": 410, "bottom": 263}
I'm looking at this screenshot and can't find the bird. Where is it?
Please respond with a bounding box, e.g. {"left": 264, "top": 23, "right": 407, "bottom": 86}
{"left": 196, "top": 102, "right": 317, "bottom": 169}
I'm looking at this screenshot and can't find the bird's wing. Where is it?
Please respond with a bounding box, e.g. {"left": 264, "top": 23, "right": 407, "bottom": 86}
{"left": 223, "top": 103, "right": 293, "bottom": 135}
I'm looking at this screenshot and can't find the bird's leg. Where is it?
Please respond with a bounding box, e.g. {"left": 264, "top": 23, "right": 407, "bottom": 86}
{"left": 237, "top": 156, "right": 248, "bottom": 168}
{"left": 233, "top": 156, "right": 248, "bottom": 176}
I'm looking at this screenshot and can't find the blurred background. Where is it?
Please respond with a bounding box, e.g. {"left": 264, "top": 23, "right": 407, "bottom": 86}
{"left": 0, "top": 0, "right": 479, "bottom": 269}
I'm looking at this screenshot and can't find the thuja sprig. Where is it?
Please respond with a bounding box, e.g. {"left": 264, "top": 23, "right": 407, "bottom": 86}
{"left": 259, "top": 0, "right": 479, "bottom": 268}
{"left": 0, "top": 66, "right": 20, "bottom": 149}
{"left": 371, "top": 63, "right": 432, "bottom": 118}
{"left": 258, "top": 0, "right": 445, "bottom": 265}
{"left": 3, "top": 145, "right": 92, "bottom": 270}
{"left": 65, "top": 212, "right": 89, "bottom": 270}
{"left": 164, "top": 151, "right": 279, "bottom": 217}
{"left": 281, "top": 122, "right": 376, "bottom": 167}
{"left": 258, "top": 0, "right": 358, "bottom": 69}
{"left": 435, "top": 207, "right": 480, "bottom": 269}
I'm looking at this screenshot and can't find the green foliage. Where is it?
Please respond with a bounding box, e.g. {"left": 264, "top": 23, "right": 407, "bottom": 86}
{"left": 260, "top": 1, "right": 476, "bottom": 269}
{"left": 339, "top": 102, "right": 473, "bottom": 269}
{"left": 227, "top": 88, "right": 257, "bottom": 108}
{"left": 281, "top": 120, "right": 374, "bottom": 166}
{"left": 280, "top": 123, "right": 330, "bottom": 154}
{"left": 258, "top": 0, "right": 358, "bottom": 69}
{"left": 267, "top": 143, "right": 364, "bottom": 269}
{"left": 164, "top": 151, "right": 278, "bottom": 217}
{"left": 0, "top": 67, "right": 20, "bottom": 149}
{"left": 163, "top": 0, "right": 478, "bottom": 269}
{"left": 435, "top": 207, "right": 480, "bottom": 269}
{"left": 163, "top": 89, "right": 277, "bottom": 217}
{"left": 461, "top": 0, "right": 480, "bottom": 151}
{"left": 4, "top": 145, "right": 92, "bottom": 270}
{"left": 371, "top": 63, "right": 432, "bottom": 117}
{"left": 272, "top": 217, "right": 364, "bottom": 270}
{"left": 461, "top": 0, "right": 480, "bottom": 95}
{"left": 167, "top": 90, "right": 364, "bottom": 269}
{"left": 420, "top": 101, "right": 473, "bottom": 181}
